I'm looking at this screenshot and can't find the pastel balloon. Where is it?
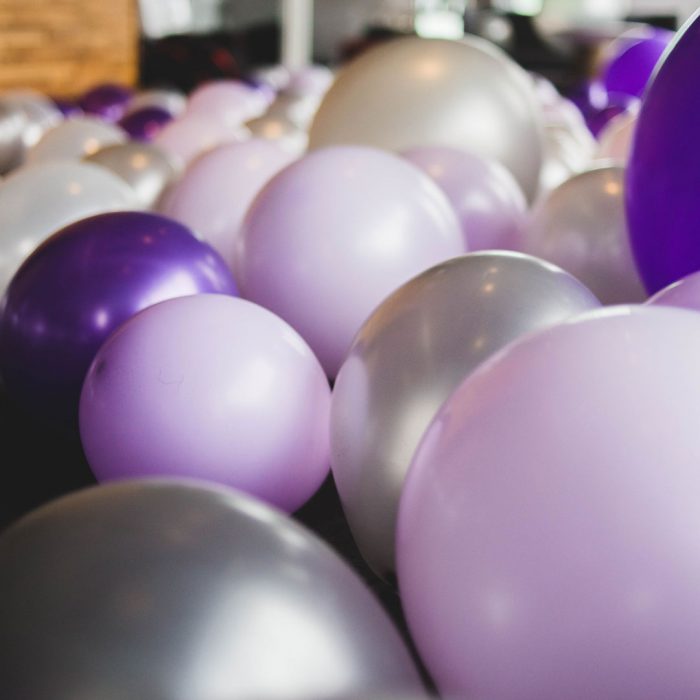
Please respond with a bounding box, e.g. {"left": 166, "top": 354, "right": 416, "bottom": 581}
{"left": 234, "top": 146, "right": 465, "bottom": 376}
{"left": 268, "top": 93, "right": 322, "bottom": 130}
{"left": 245, "top": 114, "right": 307, "bottom": 156}
{"left": 118, "top": 106, "right": 173, "bottom": 141}
{"left": 0, "top": 160, "right": 134, "bottom": 292}
{"left": 332, "top": 252, "right": 599, "bottom": 577}
{"left": 27, "top": 117, "right": 126, "bottom": 164}
{"left": 626, "top": 10, "right": 700, "bottom": 293}
{"left": 79, "top": 83, "right": 133, "bottom": 121}
{"left": 403, "top": 146, "right": 527, "bottom": 251}
{"left": 309, "top": 36, "right": 544, "bottom": 201}
{"left": 0, "top": 480, "right": 425, "bottom": 700}
{"left": 81, "top": 295, "right": 330, "bottom": 512}
{"left": 523, "top": 166, "right": 645, "bottom": 304}
{"left": 0, "top": 101, "right": 27, "bottom": 174}
{"left": 398, "top": 304, "right": 700, "bottom": 700}
{"left": 86, "top": 142, "right": 180, "bottom": 208}
{"left": 287, "top": 64, "right": 335, "bottom": 97}
{"left": 595, "top": 110, "right": 637, "bottom": 164}
{"left": 187, "top": 80, "right": 266, "bottom": 125}
{"left": 647, "top": 270, "right": 700, "bottom": 311}
{"left": 0, "top": 211, "right": 236, "bottom": 426}
{"left": 124, "top": 88, "right": 187, "bottom": 117}
{"left": 159, "top": 139, "right": 294, "bottom": 265}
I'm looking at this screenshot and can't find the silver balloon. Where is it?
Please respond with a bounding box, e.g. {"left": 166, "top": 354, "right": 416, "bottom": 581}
{"left": 86, "top": 142, "right": 181, "bottom": 209}
{"left": 0, "top": 102, "right": 26, "bottom": 174}
{"left": 331, "top": 252, "right": 600, "bottom": 578}
{"left": 246, "top": 114, "right": 308, "bottom": 156}
{"left": 309, "top": 36, "right": 544, "bottom": 201}
{"left": 523, "top": 165, "right": 646, "bottom": 304}
{"left": 124, "top": 88, "right": 187, "bottom": 117}
{"left": 0, "top": 480, "right": 425, "bottom": 700}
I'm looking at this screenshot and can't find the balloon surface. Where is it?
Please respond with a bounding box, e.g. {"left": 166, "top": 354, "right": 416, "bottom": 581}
{"left": 626, "top": 10, "right": 700, "bottom": 293}
{"left": 246, "top": 114, "right": 307, "bottom": 156}
{"left": 124, "top": 88, "right": 187, "bottom": 117}
{"left": 398, "top": 304, "right": 700, "bottom": 700}
{"left": 118, "top": 106, "right": 173, "bottom": 141}
{"left": 523, "top": 166, "right": 646, "bottom": 304}
{"left": 332, "top": 252, "right": 599, "bottom": 577}
{"left": 0, "top": 480, "right": 425, "bottom": 700}
{"left": 0, "top": 101, "right": 28, "bottom": 174}
{"left": 234, "top": 146, "right": 465, "bottom": 376}
{"left": 187, "top": 80, "right": 267, "bottom": 125}
{"left": 0, "top": 211, "right": 236, "bottom": 426}
{"left": 595, "top": 110, "right": 637, "bottom": 164}
{"left": 309, "top": 36, "right": 544, "bottom": 201}
{"left": 79, "top": 83, "right": 133, "bottom": 121}
{"left": 647, "top": 270, "right": 700, "bottom": 311}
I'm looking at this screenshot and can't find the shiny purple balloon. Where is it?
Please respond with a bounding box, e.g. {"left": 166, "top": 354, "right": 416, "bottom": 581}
{"left": 568, "top": 81, "right": 639, "bottom": 137}
{"left": 79, "top": 83, "right": 134, "bottom": 122}
{"left": 51, "top": 98, "right": 82, "bottom": 119}
{"left": 647, "top": 269, "right": 700, "bottom": 311}
{"left": 627, "top": 11, "right": 700, "bottom": 294}
{"left": 118, "top": 106, "right": 173, "bottom": 142}
{"left": 0, "top": 211, "right": 236, "bottom": 426}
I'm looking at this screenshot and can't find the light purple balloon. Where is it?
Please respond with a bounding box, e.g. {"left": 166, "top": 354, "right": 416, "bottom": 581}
{"left": 403, "top": 146, "right": 527, "bottom": 251}
{"left": 187, "top": 80, "right": 267, "bottom": 125}
{"left": 398, "top": 304, "right": 700, "bottom": 700}
{"left": 80, "top": 294, "right": 331, "bottom": 513}
{"left": 233, "top": 146, "right": 465, "bottom": 376}
{"left": 287, "top": 65, "right": 335, "bottom": 97}
{"left": 159, "top": 139, "right": 294, "bottom": 267}
{"left": 647, "top": 270, "right": 700, "bottom": 311}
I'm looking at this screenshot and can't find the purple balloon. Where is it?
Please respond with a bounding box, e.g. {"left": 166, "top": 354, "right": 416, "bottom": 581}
{"left": 80, "top": 294, "right": 331, "bottom": 512}
{"left": 118, "top": 106, "right": 173, "bottom": 142}
{"left": 402, "top": 146, "right": 527, "bottom": 251}
{"left": 51, "top": 98, "right": 82, "bottom": 119}
{"left": 398, "top": 304, "right": 700, "bottom": 700}
{"left": 647, "top": 269, "right": 700, "bottom": 310}
{"left": 568, "top": 81, "right": 639, "bottom": 137}
{"left": 627, "top": 11, "right": 700, "bottom": 294}
{"left": 79, "top": 83, "right": 133, "bottom": 122}
{"left": 0, "top": 211, "right": 236, "bottom": 426}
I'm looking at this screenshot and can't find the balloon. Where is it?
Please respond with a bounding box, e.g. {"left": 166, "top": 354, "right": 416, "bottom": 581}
{"left": 124, "top": 88, "right": 187, "bottom": 117}
{"left": 595, "top": 110, "right": 637, "bottom": 164}
{"left": 0, "top": 101, "right": 27, "bottom": 174}
{"left": 267, "top": 93, "right": 322, "bottom": 130}
{"left": 51, "top": 98, "right": 82, "bottom": 119}
{"left": 402, "top": 146, "right": 527, "bottom": 251}
{"left": 27, "top": 117, "right": 126, "bottom": 164}
{"left": 0, "top": 161, "right": 134, "bottom": 292}
{"left": 234, "top": 146, "right": 465, "bottom": 376}
{"left": 647, "top": 270, "right": 700, "bottom": 311}
{"left": 245, "top": 114, "right": 307, "bottom": 156}
{"left": 309, "top": 36, "right": 544, "bottom": 201}
{"left": 0, "top": 211, "right": 236, "bottom": 426}
{"left": 287, "top": 65, "right": 335, "bottom": 97}
{"left": 251, "top": 64, "right": 291, "bottom": 92}
{"left": 78, "top": 83, "right": 133, "bottom": 122}
{"left": 159, "top": 139, "right": 294, "bottom": 266}
{"left": 0, "top": 479, "right": 425, "bottom": 700}
{"left": 85, "top": 142, "right": 180, "bottom": 209}
{"left": 332, "top": 252, "right": 599, "bottom": 578}
{"left": 118, "top": 106, "right": 173, "bottom": 142}
{"left": 397, "top": 304, "right": 700, "bottom": 700}
{"left": 81, "top": 295, "right": 330, "bottom": 512}
{"left": 568, "top": 81, "right": 640, "bottom": 137}
{"left": 626, "top": 10, "right": 700, "bottom": 294}
{"left": 523, "top": 166, "right": 646, "bottom": 304}
{"left": 187, "top": 80, "right": 267, "bottom": 126}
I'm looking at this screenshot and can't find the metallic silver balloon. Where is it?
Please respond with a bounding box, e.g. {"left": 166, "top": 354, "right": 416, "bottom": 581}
{"left": 246, "top": 114, "right": 308, "bottom": 156}
{"left": 86, "top": 141, "right": 181, "bottom": 209}
{"left": 309, "top": 36, "right": 544, "bottom": 201}
{"left": 0, "top": 101, "right": 26, "bottom": 174}
{"left": 0, "top": 480, "right": 425, "bottom": 700}
{"left": 331, "top": 252, "right": 600, "bottom": 578}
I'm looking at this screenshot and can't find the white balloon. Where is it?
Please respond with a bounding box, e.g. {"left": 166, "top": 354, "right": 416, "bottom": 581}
{"left": 245, "top": 115, "right": 307, "bottom": 156}
{"left": 595, "top": 110, "right": 638, "bottom": 164}
{"left": 0, "top": 161, "right": 135, "bottom": 292}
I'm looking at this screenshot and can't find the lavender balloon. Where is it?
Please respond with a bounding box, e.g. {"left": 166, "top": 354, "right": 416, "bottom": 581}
{"left": 398, "top": 304, "right": 700, "bottom": 700}
{"left": 118, "top": 106, "right": 173, "bottom": 142}
{"left": 0, "top": 212, "right": 236, "bottom": 426}
{"left": 627, "top": 10, "right": 700, "bottom": 293}
{"left": 81, "top": 295, "right": 330, "bottom": 512}
{"left": 647, "top": 270, "right": 700, "bottom": 311}
{"left": 79, "top": 83, "right": 133, "bottom": 122}
{"left": 403, "top": 146, "right": 527, "bottom": 251}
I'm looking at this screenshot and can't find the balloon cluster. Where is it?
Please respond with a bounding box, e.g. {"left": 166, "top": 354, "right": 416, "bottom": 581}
{"left": 3, "top": 9, "right": 700, "bottom": 699}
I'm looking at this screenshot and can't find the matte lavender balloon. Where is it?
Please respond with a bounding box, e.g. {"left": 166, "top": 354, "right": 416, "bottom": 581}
{"left": 79, "top": 83, "right": 133, "bottom": 122}
{"left": 647, "top": 270, "right": 700, "bottom": 311}
{"left": 118, "top": 106, "right": 173, "bottom": 142}
{"left": 159, "top": 139, "right": 294, "bottom": 266}
{"left": 398, "top": 304, "right": 700, "bottom": 700}
{"left": 81, "top": 295, "right": 330, "bottom": 512}
{"left": 0, "top": 211, "right": 236, "bottom": 426}
{"left": 627, "top": 10, "right": 700, "bottom": 294}
{"left": 403, "top": 146, "right": 527, "bottom": 251}
{"left": 234, "top": 146, "right": 465, "bottom": 377}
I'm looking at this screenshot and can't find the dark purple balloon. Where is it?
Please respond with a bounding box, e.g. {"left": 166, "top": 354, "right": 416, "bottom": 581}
{"left": 118, "top": 106, "right": 173, "bottom": 142}
{"left": 0, "top": 211, "right": 237, "bottom": 426}
{"left": 568, "top": 81, "right": 638, "bottom": 137}
{"left": 79, "top": 83, "right": 134, "bottom": 122}
{"left": 627, "top": 11, "right": 700, "bottom": 293}
{"left": 51, "top": 98, "right": 83, "bottom": 119}
{"left": 603, "top": 34, "right": 672, "bottom": 99}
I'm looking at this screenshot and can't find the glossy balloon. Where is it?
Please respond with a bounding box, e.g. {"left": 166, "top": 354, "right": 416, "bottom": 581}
{"left": 309, "top": 36, "right": 544, "bottom": 201}
{"left": 647, "top": 270, "right": 700, "bottom": 311}
{"left": 86, "top": 142, "right": 180, "bottom": 208}
{"left": 523, "top": 166, "right": 645, "bottom": 304}
{"left": 268, "top": 92, "right": 322, "bottom": 130}
{"left": 246, "top": 114, "right": 307, "bottom": 156}
{"left": 0, "top": 101, "right": 27, "bottom": 174}
{"left": 234, "top": 146, "right": 465, "bottom": 376}
{"left": 27, "top": 117, "right": 126, "bottom": 164}
{"left": 626, "top": 10, "right": 700, "bottom": 293}
{"left": 398, "top": 305, "right": 700, "bottom": 700}
{"left": 332, "top": 252, "right": 599, "bottom": 577}
{"left": 0, "top": 212, "right": 236, "bottom": 425}
{"left": 595, "top": 110, "right": 637, "bottom": 164}
{"left": 118, "top": 106, "right": 173, "bottom": 141}
{"left": 124, "top": 88, "right": 187, "bottom": 117}
{"left": 287, "top": 65, "right": 335, "bottom": 97}
{"left": 79, "top": 83, "right": 133, "bottom": 121}
{"left": 0, "top": 161, "right": 134, "bottom": 292}
{"left": 187, "top": 80, "right": 266, "bottom": 125}
{"left": 81, "top": 295, "right": 330, "bottom": 512}
{"left": 160, "top": 139, "right": 294, "bottom": 265}
{"left": 403, "top": 146, "right": 527, "bottom": 251}
{"left": 0, "top": 480, "right": 424, "bottom": 700}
